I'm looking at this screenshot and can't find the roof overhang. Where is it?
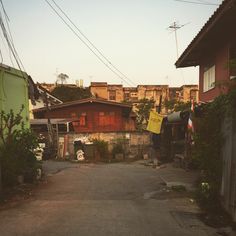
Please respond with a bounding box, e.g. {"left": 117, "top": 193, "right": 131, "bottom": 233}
{"left": 30, "top": 118, "right": 79, "bottom": 125}
{"left": 33, "top": 97, "right": 132, "bottom": 113}
{"left": 175, "top": 0, "right": 236, "bottom": 68}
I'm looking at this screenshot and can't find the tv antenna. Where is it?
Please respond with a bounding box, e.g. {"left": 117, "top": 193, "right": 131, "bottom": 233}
{"left": 167, "top": 21, "right": 190, "bottom": 59}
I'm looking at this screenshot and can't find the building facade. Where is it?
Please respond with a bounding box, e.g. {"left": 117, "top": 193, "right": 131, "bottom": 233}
{"left": 33, "top": 98, "right": 135, "bottom": 133}
{"left": 90, "top": 82, "right": 199, "bottom": 109}
{"left": 175, "top": 0, "right": 236, "bottom": 102}
{"left": 0, "top": 64, "right": 35, "bottom": 129}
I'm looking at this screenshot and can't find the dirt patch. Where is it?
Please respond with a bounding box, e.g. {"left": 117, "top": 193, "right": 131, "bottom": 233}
{"left": 0, "top": 177, "right": 48, "bottom": 210}
{"left": 0, "top": 184, "right": 35, "bottom": 210}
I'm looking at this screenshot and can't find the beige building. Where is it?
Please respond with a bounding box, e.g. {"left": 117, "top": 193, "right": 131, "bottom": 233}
{"left": 169, "top": 85, "right": 199, "bottom": 103}
{"left": 40, "top": 82, "right": 199, "bottom": 114}
{"left": 90, "top": 82, "right": 108, "bottom": 100}
{"left": 89, "top": 82, "right": 198, "bottom": 103}
{"left": 89, "top": 82, "right": 198, "bottom": 114}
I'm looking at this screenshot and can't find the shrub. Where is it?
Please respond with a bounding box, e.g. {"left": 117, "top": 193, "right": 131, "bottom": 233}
{"left": 0, "top": 108, "right": 40, "bottom": 187}
{"left": 92, "top": 139, "right": 109, "bottom": 160}
{"left": 193, "top": 88, "right": 236, "bottom": 212}
{"left": 112, "top": 143, "right": 124, "bottom": 156}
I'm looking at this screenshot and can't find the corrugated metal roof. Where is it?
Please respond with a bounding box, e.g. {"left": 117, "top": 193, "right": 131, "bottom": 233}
{"left": 33, "top": 97, "right": 132, "bottom": 113}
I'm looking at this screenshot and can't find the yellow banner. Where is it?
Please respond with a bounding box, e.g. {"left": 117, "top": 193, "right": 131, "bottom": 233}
{"left": 146, "top": 111, "right": 163, "bottom": 134}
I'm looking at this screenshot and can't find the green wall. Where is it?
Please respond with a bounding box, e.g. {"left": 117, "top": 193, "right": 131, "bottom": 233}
{"left": 0, "top": 64, "right": 30, "bottom": 128}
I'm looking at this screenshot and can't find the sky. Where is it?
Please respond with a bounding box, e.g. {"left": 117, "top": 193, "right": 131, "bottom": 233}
{"left": 0, "top": 0, "right": 222, "bottom": 87}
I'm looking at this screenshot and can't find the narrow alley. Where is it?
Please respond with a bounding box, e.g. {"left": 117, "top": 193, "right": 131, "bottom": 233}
{"left": 0, "top": 161, "right": 213, "bottom": 236}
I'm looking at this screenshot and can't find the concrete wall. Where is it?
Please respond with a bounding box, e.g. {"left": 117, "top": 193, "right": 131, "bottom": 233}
{"left": 108, "top": 85, "right": 124, "bottom": 102}
{"left": 58, "top": 131, "right": 151, "bottom": 159}
{"left": 90, "top": 84, "right": 108, "bottom": 99}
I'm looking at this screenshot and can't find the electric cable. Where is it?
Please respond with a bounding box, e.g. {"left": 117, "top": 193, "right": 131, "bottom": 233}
{"left": 0, "top": 14, "right": 22, "bottom": 71}
{"left": 174, "top": 0, "right": 219, "bottom": 6}
{"left": 44, "top": 0, "right": 135, "bottom": 86}
{"left": 0, "top": 0, "right": 26, "bottom": 71}
{"left": 0, "top": 48, "right": 3, "bottom": 63}
{"left": 50, "top": 0, "right": 137, "bottom": 86}
{"left": 0, "top": 29, "right": 15, "bottom": 67}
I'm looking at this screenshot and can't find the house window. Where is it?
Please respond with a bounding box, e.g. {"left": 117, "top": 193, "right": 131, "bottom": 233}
{"left": 98, "top": 111, "right": 115, "bottom": 127}
{"left": 124, "top": 92, "right": 130, "bottom": 100}
{"left": 109, "top": 91, "right": 116, "bottom": 100}
{"left": 145, "top": 90, "right": 153, "bottom": 99}
{"left": 79, "top": 112, "right": 87, "bottom": 126}
{"left": 72, "top": 112, "right": 87, "bottom": 127}
{"left": 203, "top": 65, "right": 215, "bottom": 92}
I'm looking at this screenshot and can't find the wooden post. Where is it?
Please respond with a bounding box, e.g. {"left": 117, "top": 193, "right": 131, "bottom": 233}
{"left": 43, "top": 91, "right": 56, "bottom": 158}
{"left": 157, "top": 95, "right": 162, "bottom": 114}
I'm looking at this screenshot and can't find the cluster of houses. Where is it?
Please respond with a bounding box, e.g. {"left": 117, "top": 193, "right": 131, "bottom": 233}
{"left": 1, "top": 0, "right": 236, "bottom": 220}
{"left": 30, "top": 82, "right": 199, "bottom": 159}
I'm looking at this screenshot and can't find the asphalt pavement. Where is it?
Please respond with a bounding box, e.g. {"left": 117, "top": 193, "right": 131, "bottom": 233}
{"left": 0, "top": 160, "right": 217, "bottom": 236}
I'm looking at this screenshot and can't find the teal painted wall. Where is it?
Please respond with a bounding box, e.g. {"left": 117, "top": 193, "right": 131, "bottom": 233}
{"left": 0, "top": 64, "right": 30, "bottom": 128}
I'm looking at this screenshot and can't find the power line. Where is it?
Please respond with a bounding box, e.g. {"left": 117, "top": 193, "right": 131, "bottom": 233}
{"left": 50, "top": 0, "right": 136, "bottom": 86}
{"left": 44, "top": 0, "right": 136, "bottom": 86}
{"left": 0, "top": 48, "right": 3, "bottom": 63}
{"left": 0, "top": 0, "right": 26, "bottom": 73}
{"left": 0, "top": 14, "right": 22, "bottom": 71}
{"left": 0, "top": 29, "right": 15, "bottom": 67}
{"left": 48, "top": 0, "right": 136, "bottom": 86}
{"left": 174, "top": 0, "right": 220, "bottom": 6}
{"left": 0, "top": 0, "right": 25, "bottom": 71}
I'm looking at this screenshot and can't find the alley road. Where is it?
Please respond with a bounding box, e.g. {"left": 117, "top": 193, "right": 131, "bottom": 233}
{"left": 0, "top": 161, "right": 212, "bottom": 236}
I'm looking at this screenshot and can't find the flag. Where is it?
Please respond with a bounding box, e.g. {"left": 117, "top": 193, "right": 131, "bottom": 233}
{"left": 146, "top": 111, "right": 163, "bottom": 134}
{"left": 188, "top": 99, "right": 194, "bottom": 132}
{"left": 187, "top": 116, "right": 193, "bottom": 131}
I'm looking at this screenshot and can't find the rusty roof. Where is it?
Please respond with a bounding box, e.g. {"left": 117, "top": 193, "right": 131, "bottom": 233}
{"left": 33, "top": 97, "right": 132, "bottom": 113}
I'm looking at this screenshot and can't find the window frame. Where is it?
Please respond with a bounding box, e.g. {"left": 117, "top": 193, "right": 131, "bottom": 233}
{"left": 203, "top": 65, "right": 215, "bottom": 92}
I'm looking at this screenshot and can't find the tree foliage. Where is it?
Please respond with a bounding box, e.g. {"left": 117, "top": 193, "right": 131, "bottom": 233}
{"left": 56, "top": 73, "right": 69, "bottom": 84}
{"left": 51, "top": 85, "right": 92, "bottom": 102}
{"left": 163, "top": 99, "right": 191, "bottom": 112}
{"left": 135, "top": 98, "right": 155, "bottom": 130}
{"left": 193, "top": 85, "right": 236, "bottom": 211}
{"left": 0, "top": 107, "right": 39, "bottom": 187}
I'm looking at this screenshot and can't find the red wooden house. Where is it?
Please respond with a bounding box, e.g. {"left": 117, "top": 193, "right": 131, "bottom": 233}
{"left": 33, "top": 97, "right": 135, "bottom": 133}
{"left": 175, "top": 0, "right": 236, "bottom": 102}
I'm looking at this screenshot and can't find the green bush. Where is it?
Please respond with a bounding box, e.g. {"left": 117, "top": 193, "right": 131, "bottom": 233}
{"left": 111, "top": 138, "right": 128, "bottom": 158}
{"left": 0, "top": 108, "right": 40, "bottom": 187}
{"left": 193, "top": 88, "right": 236, "bottom": 211}
{"left": 92, "top": 139, "right": 109, "bottom": 160}
{"left": 112, "top": 143, "right": 124, "bottom": 156}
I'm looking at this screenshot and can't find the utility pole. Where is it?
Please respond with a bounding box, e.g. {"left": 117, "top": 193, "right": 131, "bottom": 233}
{"left": 167, "top": 21, "right": 189, "bottom": 59}
{"left": 44, "top": 91, "right": 56, "bottom": 159}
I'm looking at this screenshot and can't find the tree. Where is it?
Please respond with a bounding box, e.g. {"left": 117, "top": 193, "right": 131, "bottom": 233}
{"left": 56, "top": 73, "right": 69, "bottom": 84}
{"left": 163, "top": 99, "right": 191, "bottom": 112}
{"left": 51, "top": 86, "right": 92, "bottom": 102}
{"left": 135, "top": 98, "right": 155, "bottom": 130}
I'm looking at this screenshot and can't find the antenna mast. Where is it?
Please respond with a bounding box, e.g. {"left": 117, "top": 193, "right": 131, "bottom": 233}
{"left": 167, "top": 21, "right": 189, "bottom": 59}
